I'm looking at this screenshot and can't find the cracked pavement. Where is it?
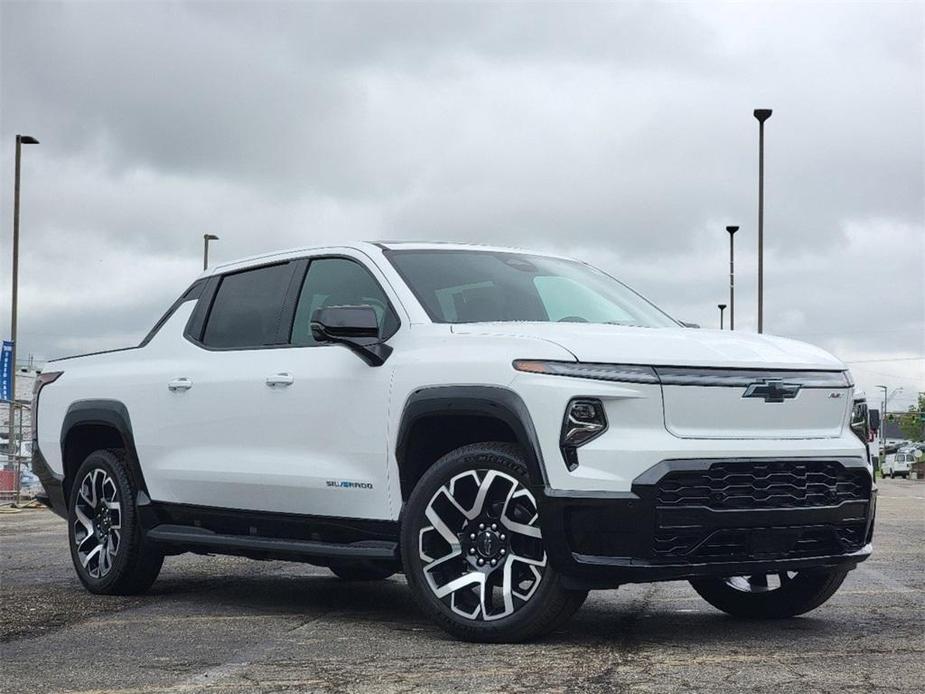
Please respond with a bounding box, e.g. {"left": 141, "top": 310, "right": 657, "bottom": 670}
{"left": 1, "top": 478, "right": 922, "bottom": 693}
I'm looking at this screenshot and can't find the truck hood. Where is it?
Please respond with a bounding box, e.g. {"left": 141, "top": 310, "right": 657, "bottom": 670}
{"left": 450, "top": 323, "right": 846, "bottom": 371}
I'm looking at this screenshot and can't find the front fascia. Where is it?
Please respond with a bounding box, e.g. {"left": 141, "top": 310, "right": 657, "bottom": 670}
{"left": 511, "top": 371, "right": 869, "bottom": 494}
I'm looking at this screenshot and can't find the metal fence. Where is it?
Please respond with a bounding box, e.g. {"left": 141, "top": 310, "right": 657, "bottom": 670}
{"left": 2, "top": 397, "right": 34, "bottom": 505}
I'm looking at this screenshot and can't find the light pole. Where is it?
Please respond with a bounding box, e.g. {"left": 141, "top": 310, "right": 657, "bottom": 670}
{"left": 718, "top": 304, "right": 727, "bottom": 330}
{"left": 203, "top": 234, "right": 219, "bottom": 270}
{"left": 726, "top": 225, "right": 738, "bottom": 330}
{"left": 754, "top": 108, "right": 772, "bottom": 333}
{"left": 876, "top": 385, "right": 904, "bottom": 454}
{"left": 8, "top": 135, "right": 39, "bottom": 468}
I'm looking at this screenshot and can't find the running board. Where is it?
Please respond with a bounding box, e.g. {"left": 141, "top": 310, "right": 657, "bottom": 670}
{"left": 146, "top": 524, "right": 398, "bottom": 560}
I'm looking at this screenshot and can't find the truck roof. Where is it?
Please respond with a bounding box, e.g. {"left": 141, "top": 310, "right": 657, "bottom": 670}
{"left": 206, "top": 241, "right": 573, "bottom": 276}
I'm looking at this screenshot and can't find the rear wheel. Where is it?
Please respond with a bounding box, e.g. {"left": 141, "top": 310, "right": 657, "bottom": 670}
{"left": 68, "top": 449, "right": 163, "bottom": 595}
{"left": 690, "top": 568, "right": 849, "bottom": 618}
{"left": 401, "top": 442, "right": 586, "bottom": 643}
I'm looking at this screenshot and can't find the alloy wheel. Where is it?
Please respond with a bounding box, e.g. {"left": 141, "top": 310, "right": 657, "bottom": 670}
{"left": 724, "top": 572, "right": 798, "bottom": 593}
{"left": 73, "top": 468, "right": 122, "bottom": 578}
{"left": 417, "top": 468, "right": 546, "bottom": 621}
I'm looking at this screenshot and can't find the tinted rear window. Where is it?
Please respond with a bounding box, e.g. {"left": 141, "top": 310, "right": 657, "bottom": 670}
{"left": 202, "top": 263, "right": 292, "bottom": 348}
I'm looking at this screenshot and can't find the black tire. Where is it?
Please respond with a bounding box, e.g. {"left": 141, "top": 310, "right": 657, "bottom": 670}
{"left": 329, "top": 561, "right": 396, "bottom": 581}
{"left": 68, "top": 449, "right": 163, "bottom": 595}
{"left": 400, "top": 442, "right": 587, "bottom": 643}
{"left": 690, "top": 568, "right": 849, "bottom": 619}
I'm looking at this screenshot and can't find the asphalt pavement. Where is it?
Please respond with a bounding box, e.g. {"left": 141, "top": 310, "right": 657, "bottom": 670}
{"left": 1, "top": 478, "right": 923, "bottom": 693}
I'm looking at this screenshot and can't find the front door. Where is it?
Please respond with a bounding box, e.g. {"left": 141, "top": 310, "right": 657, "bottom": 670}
{"left": 244, "top": 253, "right": 403, "bottom": 520}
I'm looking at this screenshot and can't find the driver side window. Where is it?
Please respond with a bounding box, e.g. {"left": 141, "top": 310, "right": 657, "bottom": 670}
{"left": 290, "top": 257, "right": 399, "bottom": 346}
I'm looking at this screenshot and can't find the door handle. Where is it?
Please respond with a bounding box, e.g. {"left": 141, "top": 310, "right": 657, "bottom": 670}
{"left": 266, "top": 372, "right": 294, "bottom": 387}
{"left": 168, "top": 377, "right": 193, "bottom": 392}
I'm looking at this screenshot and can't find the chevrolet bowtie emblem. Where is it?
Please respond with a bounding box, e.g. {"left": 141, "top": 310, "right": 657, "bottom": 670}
{"left": 742, "top": 379, "right": 801, "bottom": 403}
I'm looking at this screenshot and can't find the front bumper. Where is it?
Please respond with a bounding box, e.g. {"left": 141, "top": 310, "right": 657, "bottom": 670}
{"left": 538, "top": 456, "right": 876, "bottom": 589}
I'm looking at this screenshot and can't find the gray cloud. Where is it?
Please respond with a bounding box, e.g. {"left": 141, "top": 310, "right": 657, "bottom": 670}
{"left": 1, "top": 0, "right": 922, "bottom": 408}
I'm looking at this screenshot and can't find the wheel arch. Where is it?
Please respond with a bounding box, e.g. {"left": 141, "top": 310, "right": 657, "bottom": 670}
{"left": 60, "top": 400, "right": 148, "bottom": 501}
{"left": 395, "top": 386, "right": 547, "bottom": 501}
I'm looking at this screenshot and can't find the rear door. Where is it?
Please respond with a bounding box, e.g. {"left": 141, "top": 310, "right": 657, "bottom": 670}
{"left": 148, "top": 260, "right": 301, "bottom": 511}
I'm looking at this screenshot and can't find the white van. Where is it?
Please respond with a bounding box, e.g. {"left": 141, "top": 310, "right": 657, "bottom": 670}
{"left": 883, "top": 452, "right": 914, "bottom": 479}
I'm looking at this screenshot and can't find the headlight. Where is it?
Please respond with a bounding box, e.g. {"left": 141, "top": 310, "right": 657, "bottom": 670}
{"left": 513, "top": 360, "right": 658, "bottom": 384}
{"left": 560, "top": 398, "right": 607, "bottom": 471}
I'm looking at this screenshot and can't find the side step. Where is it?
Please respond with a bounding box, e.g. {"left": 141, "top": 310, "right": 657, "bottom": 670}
{"left": 146, "top": 524, "right": 398, "bottom": 560}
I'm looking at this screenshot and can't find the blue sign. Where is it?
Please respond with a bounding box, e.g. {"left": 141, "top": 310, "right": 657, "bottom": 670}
{"left": 0, "top": 341, "right": 12, "bottom": 402}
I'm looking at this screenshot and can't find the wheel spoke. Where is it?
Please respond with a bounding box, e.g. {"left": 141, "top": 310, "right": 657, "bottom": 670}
{"left": 425, "top": 505, "right": 462, "bottom": 549}
{"left": 433, "top": 570, "right": 484, "bottom": 599}
{"left": 422, "top": 547, "right": 463, "bottom": 576}
{"left": 79, "top": 472, "right": 97, "bottom": 507}
{"left": 80, "top": 543, "right": 101, "bottom": 568}
{"left": 502, "top": 518, "right": 542, "bottom": 539}
{"left": 74, "top": 506, "right": 95, "bottom": 536}
{"left": 508, "top": 551, "right": 547, "bottom": 568}
{"left": 471, "top": 470, "right": 509, "bottom": 519}
{"left": 99, "top": 540, "right": 111, "bottom": 575}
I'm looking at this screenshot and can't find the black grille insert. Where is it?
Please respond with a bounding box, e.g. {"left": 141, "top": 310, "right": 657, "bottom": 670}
{"left": 656, "top": 460, "right": 870, "bottom": 510}
{"left": 653, "top": 523, "right": 866, "bottom": 561}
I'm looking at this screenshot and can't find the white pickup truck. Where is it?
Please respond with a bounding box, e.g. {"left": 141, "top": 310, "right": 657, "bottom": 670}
{"left": 32, "top": 241, "right": 876, "bottom": 642}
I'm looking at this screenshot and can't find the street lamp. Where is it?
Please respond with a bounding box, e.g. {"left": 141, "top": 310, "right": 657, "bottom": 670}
{"left": 876, "top": 385, "right": 904, "bottom": 454}
{"left": 718, "top": 303, "right": 727, "bottom": 330}
{"left": 8, "top": 134, "right": 39, "bottom": 469}
{"left": 725, "top": 225, "right": 738, "bottom": 330}
{"left": 203, "top": 234, "right": 219, "bottom": 270}
{"left": 754, "top": 108, "right": 772, "bottom": 333}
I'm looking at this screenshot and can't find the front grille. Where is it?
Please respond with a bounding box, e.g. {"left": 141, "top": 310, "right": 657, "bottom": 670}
{"left": 653, "top": 523, "right": 866, "bottom": 561}
{"left": 656, "top": 460, "right": 870, "bottom": 510}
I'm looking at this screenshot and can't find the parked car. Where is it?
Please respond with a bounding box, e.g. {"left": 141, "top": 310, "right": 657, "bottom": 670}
{"left": 32, "top": 242, "right": 875, "bottom": 642}
{"left": 19, "top": 467, "right": 41, "bottom": 495}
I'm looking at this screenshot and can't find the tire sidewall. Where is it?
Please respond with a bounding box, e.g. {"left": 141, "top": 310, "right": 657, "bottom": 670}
{"left": 400, "top": 443, "right": 565, "bottom": 640}
{"left": 68, "top": 450, "right": 141, "bottom": 593}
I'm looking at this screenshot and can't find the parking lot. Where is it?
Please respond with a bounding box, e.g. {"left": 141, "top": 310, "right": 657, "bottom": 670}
{"left": 1, "top": 478, "right": 922, "bottom": 693}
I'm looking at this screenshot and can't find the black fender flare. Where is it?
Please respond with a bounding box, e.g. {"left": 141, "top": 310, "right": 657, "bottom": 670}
{"left": 395, "top": 385, "right": 548, "bottom": 489}
{"left": 59, "top": 399, "right": 149, "bottom": 496}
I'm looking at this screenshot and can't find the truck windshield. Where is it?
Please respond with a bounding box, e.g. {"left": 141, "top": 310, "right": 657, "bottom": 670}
{"left": 386, "top": 249, "right": 678, "bottom": 327}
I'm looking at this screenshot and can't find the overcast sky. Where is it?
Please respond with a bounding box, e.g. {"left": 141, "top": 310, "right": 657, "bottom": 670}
{"left": 1, "top": 0, "right": 923, "bottom": 409}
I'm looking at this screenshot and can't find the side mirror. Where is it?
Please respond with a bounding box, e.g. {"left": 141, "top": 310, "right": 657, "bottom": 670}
{"left": 310, "top": 305, "right": 392, "bottom": 367}
{"left": 679, "top": 321, "right": 701, "bottom": 329}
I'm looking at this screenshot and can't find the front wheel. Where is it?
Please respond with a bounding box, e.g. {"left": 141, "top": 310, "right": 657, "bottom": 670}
{"left": 690, "top": 568, "right": 849, "bottom": 619}
{"left": 400, "top": 442, "right": 586, "bottom": 643}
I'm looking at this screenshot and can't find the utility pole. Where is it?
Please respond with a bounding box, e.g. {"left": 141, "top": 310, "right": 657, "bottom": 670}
{"left": 876, "top": 385, "right": 888, "bottom": 455}
{"left": 754, "top": 109, "right": 772, "bottom": 333}
{"left": 718, "top": 304, "right": 727, "bottom": 330}
{"left": 8, "top": 134, "right": 39, "bottom": 469}
{"left": 726, "top": 225, "right": 738, "bottom": 330}
{"left": 876, "top": 385, "right": 904, "bottom": 454}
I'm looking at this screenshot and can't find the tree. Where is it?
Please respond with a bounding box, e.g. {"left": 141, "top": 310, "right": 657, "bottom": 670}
{"left": 897, "top": 393, "right": 925, "bottom": 442}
